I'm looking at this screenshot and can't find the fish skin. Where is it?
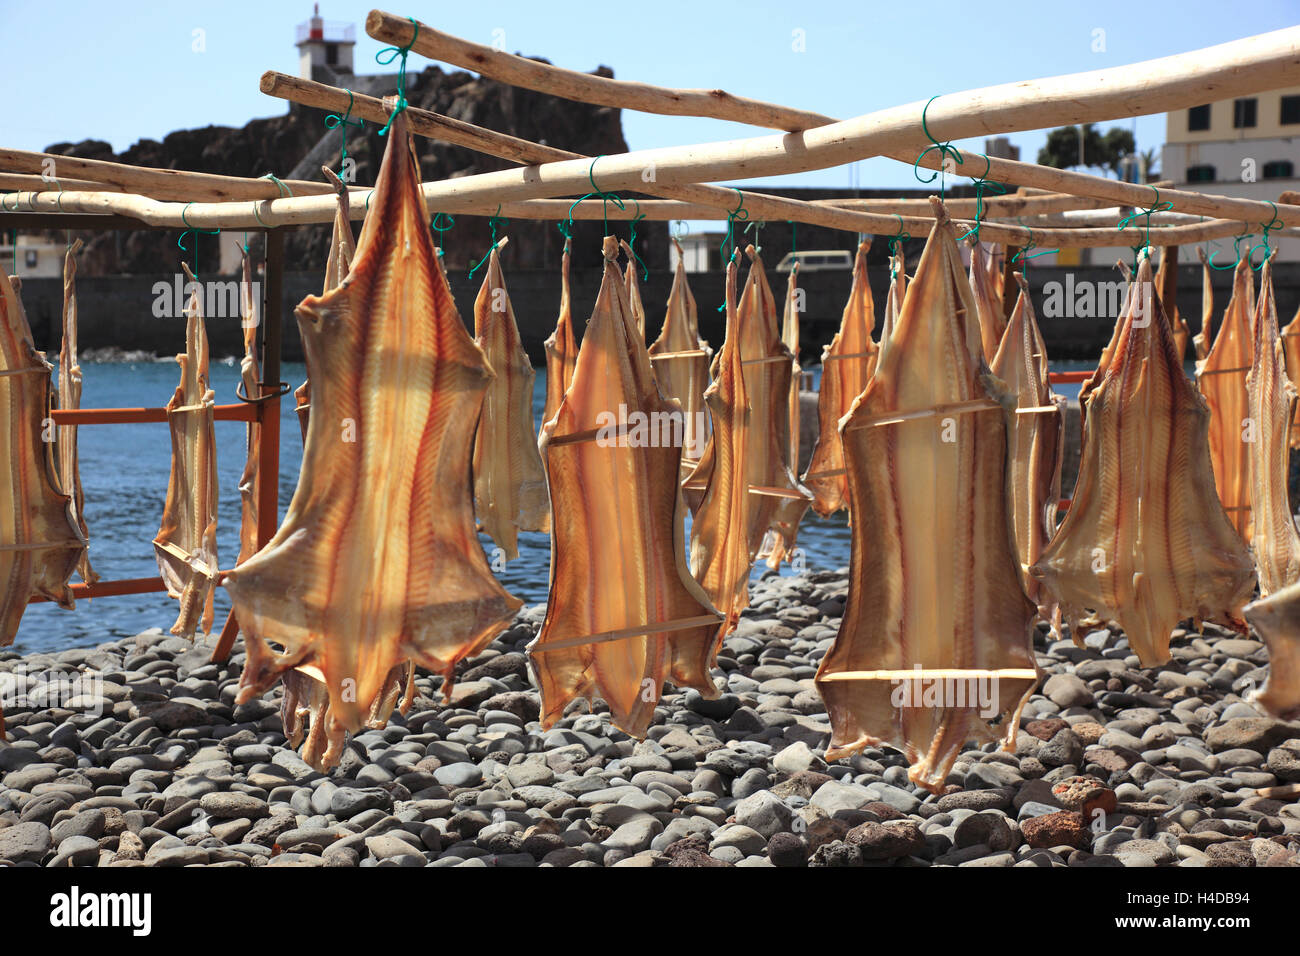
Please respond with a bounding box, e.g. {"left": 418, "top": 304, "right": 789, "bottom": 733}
{"left": 1243, "top": 581, "right": 1300, "bottom": 720}
{"left": 472, "top": 245, "right": 551, "bottom": 559}
{"left": 0, "top": 271, "right": 85, "bottom": 648}
{"left": 969, "top": 240, "right": 1006, "bottom": 363}
{"left": 541, "top": 237, "right": 577, "bottom": 436}
{"left": 814, "top": 199, "right": 1037, "bottom": 794}
{"left": 804, "top": 240, "right": 879, "bottom": 517}
{"left": 758, "top": 264, "right": 804, "bottom": 569}
{"left": 1032, "top": 251, "right": 1256, "bottom": 667}
{"left": 1246, "top": 255, "right": 1300, "bottom": 596}
{"left": 878, "top": 251, "right": 906, "bottom": 363}
{"left": 1196, "top": 256, "right": 1256, "bottom": 540}
{"left": 236, "top": 249, "right": 261, "bottom": 566}
{"left": 225, "top": 115, "right": 521, "bottom": 763}
{"left": 991, "top": 272, "right": 1065, "bottom": 624}
{"left": 152, "top": 270, "right": 218, "bottom": 640}
{"left": 648, "top": 240, "right": 712, "bottom": 480}
{"left": 531, "top": 236, "right": 721, "bottom": 737}
{"left": 688, "top": 246, "right": 810, "bottom": 635}
{"left": 57, "top": 240, "right": 97, "bottom": 584}
{"left": 1157, "top": 245, "right": 1191, "bottom": 363}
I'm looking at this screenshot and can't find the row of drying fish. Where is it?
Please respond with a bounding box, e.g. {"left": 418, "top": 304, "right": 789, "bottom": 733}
{"left": 3, "top": 113, "right": 1299, "bottom": 788}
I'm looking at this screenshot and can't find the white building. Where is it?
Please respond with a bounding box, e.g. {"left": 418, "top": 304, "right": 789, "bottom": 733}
{"left": 296, "top": 5, "right": 356, "bottom": 81}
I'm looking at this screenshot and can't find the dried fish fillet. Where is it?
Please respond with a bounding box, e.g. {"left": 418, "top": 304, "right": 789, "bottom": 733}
{"left": 804, "top": 240, "right": 879, "bottom": 516}
{"left": 0, "top": 270, "right": 85, "bottom": 649}
{"left": 648, "top": 240, "right": 712, "bottom": 476}
{"left": 1197, "top": 256, "right": 1256, "bottom": 540}
{"left": 1157, "top": 246, "right": 1191, "bottom": 363}
{"left": 472, "top": 243, "right": 551, "bottom": 559}
{"left": 1243, "top": 581, "right": 1300, "bottom": 719}
{"left": 815, "top": 200, "right": 1037, "bottom": 793}
{"left": 294, "top": 179, "right": 356, "bottom": 438}
{"left": 1032, "top": 251, "right": 1256, "bottom": 667}
{"left": 541, "top": 237, "right": 577, "bottom": 434}
{"left": 623, "top": 241, "right": 646, "bottom": 339}
{"left": 153, "top": 269, "right": 218, "bottom": 639}
{"left": 57, "top": 240, "right": 96, "bottom": 584}
{"left": 990, "top": 273, "right": 1065, "bottom": 625}
{"left": 878, "top": 251, "right": 906, "bottom": 363}
{"left": 1246, "top": 255, "right": 1300, "bottom": 596}
{"left": 688, "top": 247, "right": 810, "bottom": 631}
{"left": 758, "top": 264, "right": 805, "bottom": 570}
{"left": 1192, "top": 248, "right": 1214, "bottom": 362}
{"left": 1281, "top": 300, "right": 1300, "bottom": 449}
{"left": 969, "top": 240, "right": 1006, "bottom": 363}
{"left": 225, "top": 115, "right": 521, "bottom": 767}
{"left": 236, "top": 249, "right": 261, "bottom": 565}
{"left": 531, "top": 236, "right": 721, "bottom": 736}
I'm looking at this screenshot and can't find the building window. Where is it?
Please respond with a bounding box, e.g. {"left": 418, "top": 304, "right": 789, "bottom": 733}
{"left": 24, "top": 250, "right": 37, "bottom": 268}
{"left": 1282, "top": 95, "right": 1300, "bottom": 125}
{"left": 1188, "top": 104, "right": 1210, "bottom": 132}
{"left": 1233, "top": 98, "right": 1257, "bottom": 129}
{"left": 1186, "top": 165, "right": 1216, "bottom": 183}
{"left": 325, "top": 43, "right": 338, "bottom": 65}
{"left": 1264, "top": 160, "right": 1295, "bottom": 179}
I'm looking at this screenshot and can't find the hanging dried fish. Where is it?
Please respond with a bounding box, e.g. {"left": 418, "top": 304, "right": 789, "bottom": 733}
{"left": 648, "top": 239, "right": 712, "bottom": 478}
{"left": 1196, "top": 255, "right": 1256, "bottom": 540}
{"left": 0, "top": 270, "right": 85, "bottom": 653}
{"left": 804, "top": 240, "right": 879, "bottom": 516}
{"left": 531, "top": 235, "right": 721, "bottom": 735}
{"left": 541, "top": 236, "right": 577, "bottom": 434}
{"left": 1031, "top": 251, "right": 1256, "bottom": 667}
{"left": 878, "top": 250, "right": 906, "bottom": 363}
{"left": 472, "top": 241, "right": 551, "bottom": 559}
{"left": 1246, "top": 254, "right": 1300, "bottom": 596}
{"left": 1156, "top": 245, "right": 1191, "bottom": 362}
{"left": 759, "top": 263, "right": 807, "bottom": 570}
{"left": 815, "top": 199, "right": 1037, "bottom": 793}
{"left": 294, "top": 171, "right": 356, "bottom": 438}
{"left": 688, "top": 247, "right": 810, "bottom": 631}
{"left": 1280, "top": 300, "right": 1300, "bottom": 449}
{"left": 152, "top": 265, "right": 218, "bottom": 639}
{"left": 225, "top": 114, "right": 521, "bottom": 769}
{"left": 969, "top": 239, "right": 1006, "bottom": 362}
{"left": 1192, "top": 247, "right": 1214, "bottom": 362}
{"left": 1242, "top": 581, "right": 1300, "bottom": 719}
{"left": 623, "top": 239, "right": 646, "bottom": 339}
{"left": 236, "top": 248, "right": 261, "bottom": 566}
{"left": 57, "top": 239, "right": 96, "bottom": 584}
{"left": 990, "top": 273, "right": 1065, "bottom": 627}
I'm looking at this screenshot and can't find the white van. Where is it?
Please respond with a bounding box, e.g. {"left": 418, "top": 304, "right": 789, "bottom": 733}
{"left": 775, "top": 250, "right": 853, "bottom": 273}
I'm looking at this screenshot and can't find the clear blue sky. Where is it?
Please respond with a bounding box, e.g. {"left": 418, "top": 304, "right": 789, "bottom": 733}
{"left": 4, "top": 0, "right": 1297, "bottom": 191}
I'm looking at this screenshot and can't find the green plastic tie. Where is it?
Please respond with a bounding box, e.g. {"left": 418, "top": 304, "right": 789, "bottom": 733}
{"left": 467, "top": 205, "right": 508, "bottom": 279}
{"left": 1009, "top": 220, "right": 1056, "bottom": 269}
{"left": 324, "top": 89, "right": 365, "bottom": 172}
{"left": 1247, "top": 201, "right": 1282, "bottom": 271}
{"left": 913, "top": 95, "right": 964, "bottom": 199}
{"left": 430, "top": 211, "right": 454, "bottom": 258}
{"left": 376, "top": 18, "right": 420, "bottom": 136}
{"left": 177, "top": 202, "right": 220, "bottom": 279}
{"left": 718, "top": 189, "right": 749, "bottom": 311}
{"left": 626, "top": 198, "right": 649, "bottom": 281}
{"left": 955, "top": 153, "right": 1006, "bottom": 243}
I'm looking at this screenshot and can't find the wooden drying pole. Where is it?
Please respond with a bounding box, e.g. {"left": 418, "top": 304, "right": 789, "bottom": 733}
{"left": 365, "top": 12, "right": 1300, "bottom": 231}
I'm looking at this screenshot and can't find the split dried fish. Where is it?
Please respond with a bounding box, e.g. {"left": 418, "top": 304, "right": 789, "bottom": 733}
{"left": 758, "top": 264, "right": 805, "bottom": 570}
{"left": 1032, "top": 251, "right": 1256, "bottom": 667}
{"left": 648, "top": 239, "right": 712, "bottom": 477}
{"left": 0, "top": 270, "right": 85, "bottom": 648}
{"left": 1246, "top": 254, "right": 1300, "bottom": 596}
{"left": 969, "top": 240, "right": 1006, "bottom": 363}
{"left": 990, "top": 272, "right": 1065, "bottom": 626}
{"left": 152, "top": 266, "right": 218, "bottom": 639}
{"left": 623, "top": 240, "right": 647, "bottom": 339}
{"left": 804, "top": 240, "right": 879, "bottom": 517}
{"left": 531, "top": 235, "right": 721, "bottom": 735}
{"left": 236, "top": 248, "right": 261, "bottom": 565}
{"left": 1242, "top": 581, "right": 1300, "bottom": 719}
{"left": 1196, "top": 256, "right": 1256, "bottom": 540}
{"left": 57, "top": 240, "right": 96, "bottom": 583}
{"left": 225, "top": 115, "right": 521, "bottom": 768}
{"left": 815, "top": 199, "right": 1037, "bottom": 793}
{"left": 878, "top": 250, "right": 906, "bottom": 363}
{"left": 1280, "top": 300, "right": 1300, "bottom": 449}
{"left": 1156, "top": 245, "right": 1191, "bottom": 362}
{"left": 541, "top": 236, "right": 577, "bottom": 434}
{"left": 1192, "top": 247, "right": 1214, "bottom": 362}
{"left": 688, "top": 247, "right": 810, "bottom": 631}
{"left": 472, "top": 242, "right": 551, "bottom": 559}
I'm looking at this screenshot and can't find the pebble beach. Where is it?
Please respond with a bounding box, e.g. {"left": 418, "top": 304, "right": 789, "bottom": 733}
{"left": 1, "top": 568, "right": 1297, "bottom": 869}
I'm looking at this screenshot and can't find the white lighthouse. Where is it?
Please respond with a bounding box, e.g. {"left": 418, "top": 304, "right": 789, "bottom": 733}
{"left": 296, "top": 4, "right": 355, "bottom": 80}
